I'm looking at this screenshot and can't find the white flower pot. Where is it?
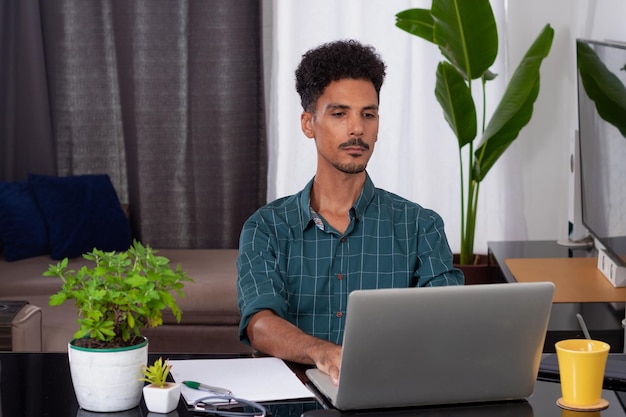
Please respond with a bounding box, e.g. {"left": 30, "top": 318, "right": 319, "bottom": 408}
{"left": 68, "top": 338, "right": 148, "bottom": 412}
{"left": 143, "top": 382, "right": 182, "bottom": 413}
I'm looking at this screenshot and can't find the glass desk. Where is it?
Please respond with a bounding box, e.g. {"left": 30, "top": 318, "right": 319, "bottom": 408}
{"left": 3, "top": 351, "right": 626, "bottom": 417}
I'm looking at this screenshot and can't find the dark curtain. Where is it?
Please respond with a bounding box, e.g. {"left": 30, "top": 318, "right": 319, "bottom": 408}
{"left": 0, "top": 0, "right": 56, "bottom": 180}
{"left": 1, "top": 0, "right": 267, "bottom": 249}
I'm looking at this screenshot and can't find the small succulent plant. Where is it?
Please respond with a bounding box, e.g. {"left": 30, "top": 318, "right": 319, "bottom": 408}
{"left": 140, "top": 357, "right": 172, "bottom": 388}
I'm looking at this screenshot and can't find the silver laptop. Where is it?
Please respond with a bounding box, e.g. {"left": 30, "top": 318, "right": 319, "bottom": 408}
{"left": 306, "top": 282, "right": 555, "bottom": 411}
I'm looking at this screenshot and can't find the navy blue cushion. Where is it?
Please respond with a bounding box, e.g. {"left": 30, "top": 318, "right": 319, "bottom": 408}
{"left": 28, "top": 174, "right": 131, "bottom": 260}
{"left": 0, "top": 181, "right": 50, "bottom": 261}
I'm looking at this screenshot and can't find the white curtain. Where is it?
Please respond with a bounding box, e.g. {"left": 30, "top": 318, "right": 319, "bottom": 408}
{"left": 266, "top": 0, "right": 526, "bottom": 255}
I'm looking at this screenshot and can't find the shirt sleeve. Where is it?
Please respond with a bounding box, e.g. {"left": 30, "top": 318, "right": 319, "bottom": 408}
{"left": 414, "top": 209, "right": 465, "bottom": 287}
{"left": 236, "top": 212, "right": 290, "bottom": 345}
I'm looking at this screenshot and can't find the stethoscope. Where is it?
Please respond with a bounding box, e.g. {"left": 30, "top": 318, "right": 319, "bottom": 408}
{"left": 193, "top": 395, "right": 267, "bottom": 417}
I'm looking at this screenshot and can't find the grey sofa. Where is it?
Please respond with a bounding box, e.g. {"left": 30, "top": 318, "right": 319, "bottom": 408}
{"left": 0, "top": 248, "right": 253, "bottom": 354}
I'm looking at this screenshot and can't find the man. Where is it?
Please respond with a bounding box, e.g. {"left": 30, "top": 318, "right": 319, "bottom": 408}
{"left": 237, "top": 40, "right": 463, "bottom": 385}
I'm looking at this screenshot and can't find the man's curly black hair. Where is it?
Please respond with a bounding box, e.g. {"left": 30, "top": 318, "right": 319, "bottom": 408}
{"left": 295, "top": 39, "right": 387, "bottom": 113}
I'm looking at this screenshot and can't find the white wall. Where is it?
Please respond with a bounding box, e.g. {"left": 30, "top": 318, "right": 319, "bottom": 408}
{"left": 504, "top": 0, "right": 626, "bottom": 243}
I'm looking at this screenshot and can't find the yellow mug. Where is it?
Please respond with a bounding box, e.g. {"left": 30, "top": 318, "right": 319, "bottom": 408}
{"left": 555, "top": 339, "right": 610, "bottom": 407}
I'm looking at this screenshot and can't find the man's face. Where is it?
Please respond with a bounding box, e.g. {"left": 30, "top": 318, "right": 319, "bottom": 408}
{"left": 301, "top": 78, "right": 379, "bottom": 175}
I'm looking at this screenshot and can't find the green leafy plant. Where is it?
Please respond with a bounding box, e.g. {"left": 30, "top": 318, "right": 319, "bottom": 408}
{"left": 140, "top": 357, "right": 173, "bottom": 388}
{"left": 45, "top": 240, "right": 194, "bottom": 349}
{"left": 395, "top": 0, "right": 554, "bottom": 264}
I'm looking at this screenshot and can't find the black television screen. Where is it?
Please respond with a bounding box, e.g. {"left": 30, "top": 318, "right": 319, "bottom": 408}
{"left": 576, "top": 38, "right": 626, "bottom": 265}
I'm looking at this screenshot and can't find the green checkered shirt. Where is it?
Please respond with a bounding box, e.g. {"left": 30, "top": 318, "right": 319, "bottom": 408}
{"left": 237, "top": 174, "right": 464, "bottom": 345}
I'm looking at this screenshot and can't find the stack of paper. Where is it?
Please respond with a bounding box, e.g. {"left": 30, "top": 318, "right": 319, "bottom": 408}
{"left": 168, "top": 357, "right": 314, "bottom": 405}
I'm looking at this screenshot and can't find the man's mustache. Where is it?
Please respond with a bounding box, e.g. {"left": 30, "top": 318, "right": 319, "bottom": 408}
{"left": 338, "top": 138, "right": 370, "bottom": 150}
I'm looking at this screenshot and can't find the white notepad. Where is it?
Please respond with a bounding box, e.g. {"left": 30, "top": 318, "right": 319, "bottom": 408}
{"left": 169, "top": 357, "right": 314, "bottom": 404}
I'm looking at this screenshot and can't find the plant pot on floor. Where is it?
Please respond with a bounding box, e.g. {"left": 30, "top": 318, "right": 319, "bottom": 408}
{"left": 453, "top": 254, "right": 501, "bottom": 285}
{"left": 69, "top": 337, "right": 148, "bottom": 412}
{"left": 143, "top": 382, "right": 182, "bottom": 413}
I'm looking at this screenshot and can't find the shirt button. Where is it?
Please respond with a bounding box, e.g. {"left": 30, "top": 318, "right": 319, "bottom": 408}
{"left": 340, "top": 237, "right": 346, "bottom": 243}
{"left": 336, "top": 312, "right": 343, "bottom": 318}
{"left": 337, "top": 273, "right": 343, "bottom": 280}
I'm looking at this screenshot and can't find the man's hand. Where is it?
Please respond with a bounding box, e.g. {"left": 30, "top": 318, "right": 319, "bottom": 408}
{"left": 306, "top": 339, "right": 342, "bottom": 385}
{"left": 247, "top": 310, "right": 342, "bottom": 384}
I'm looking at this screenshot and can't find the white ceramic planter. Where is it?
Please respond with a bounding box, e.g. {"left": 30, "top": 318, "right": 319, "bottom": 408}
{"left": 68, "top": 338, "right": 148, "bottom": 412}
{"left": 143, "top": 382, "right": 181, "bottom": 413}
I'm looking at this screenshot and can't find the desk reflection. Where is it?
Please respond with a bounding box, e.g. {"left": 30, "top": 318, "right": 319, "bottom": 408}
{"left": 300, "top": 400, "right": 533, "bottom": 417}
{"left": 299, "top": 380, "right": 626, "bottom": 417}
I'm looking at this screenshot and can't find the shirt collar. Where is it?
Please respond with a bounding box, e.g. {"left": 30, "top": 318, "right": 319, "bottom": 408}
{"left": 299, "top": 173, "right": 376, "bottom": 231}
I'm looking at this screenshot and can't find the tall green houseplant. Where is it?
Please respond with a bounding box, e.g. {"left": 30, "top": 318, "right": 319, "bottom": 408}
{"left": 396, "top": 0, "right": 554, "bottom": 265}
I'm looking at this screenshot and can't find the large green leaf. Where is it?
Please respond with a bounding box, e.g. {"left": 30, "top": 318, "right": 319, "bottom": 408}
{"left": 431, "top": 0, "right": 498, "bottom": 80}
{"left": 435, "top": 62, "right": 477, "bottom": 148}
{"left": 474, "top": 78, "right": 540, "bottom": 181}
{"left": 395, "top": 9, "right": 434, "bottom": 43}
{"left": 474, "top": 24, "right": 554, "bottom": 181}
{"left": 577, "top": 41, "right": 626, "bottom": 137}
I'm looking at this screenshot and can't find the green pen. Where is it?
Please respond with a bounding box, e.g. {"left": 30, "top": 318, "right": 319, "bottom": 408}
{"left": 182, "top": 380, "right": 232, "bottom": 396}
